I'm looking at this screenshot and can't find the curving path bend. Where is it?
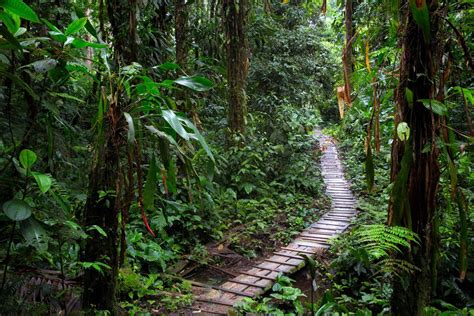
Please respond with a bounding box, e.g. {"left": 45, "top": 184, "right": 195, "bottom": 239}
{"left": 189, "top": 129, "right": 358, "bottom": 315}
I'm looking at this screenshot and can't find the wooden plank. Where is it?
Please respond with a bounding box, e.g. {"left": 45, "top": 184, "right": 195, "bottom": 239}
{"left": 273, "top": 251, "right": 305, "bottom": 260}
{"left": 312, "top": 225, "right": 347, "bottom": 232}
{"left": 331, "top": 209, "right": 356, "bottom": 213}
{"left": 192, "top": 283, "right": 254, "bottom": 298}
{"left": 300, "top": 237, "right": 330, "bottom": 245}
{"left": 317, "top": 220, "right": 350, "bottom": 227}
{"left": 239, "top": 270, "right": 277, "bottom": 281}
{"left": 331, "top": 212, "right": 356, "bottom": 215}
{"left": 195, "top": 308, "right": 229, "bottom": 315}
{"left": 252, "top": 265, "right": 289, "bottom": 273}
{"left": 305, "top": 228, "right": 335, "bottom": 235}
{"left": 323, "top": 213, "right": 351, "bottom": 218}
{"left": 311, "top": 224, "right": 340, "bottom": 230}
{"left": 195, "top": 298, "right": 234, "bottom": 307}
{"left": 227, "top": 278, "right": 267, "bottom": 289}
{"left": 280, "top": 246, "right": 318, "bottom": 255}
{"left": 264, "top": 258, "right": 301, "bottom": 267}
{"left": 301, "top": 232, "right": 335, "bottom": 239}
{"left": 299, "top": 233, "right": 331, "bottom": 241}
{"left": 322, "top": 216, "right": 351, "bottom": 222}
{"left": 333, "top": 202, "right": 356, "bottom": 206}
{"left": 294, "top": 240, "right": 330, "bottom": 249}
{"left": 329, "top": 195, "right": 354, "bottom": 199}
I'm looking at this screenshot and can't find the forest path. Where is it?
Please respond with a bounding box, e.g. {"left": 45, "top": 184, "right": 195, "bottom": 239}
{"left": 189, "top": 129, "right": 358, "bottom": 315}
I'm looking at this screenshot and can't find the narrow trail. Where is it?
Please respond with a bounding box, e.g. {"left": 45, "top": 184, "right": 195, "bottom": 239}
{"left": 189, "top": 130, "right": 358, "bottom": 315}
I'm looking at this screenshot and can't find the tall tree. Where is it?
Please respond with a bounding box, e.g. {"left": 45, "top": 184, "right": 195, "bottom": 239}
{"left": 175, "top": 0, "right": 188, "bottom": 68}
{"left": 388, "top": 1, "right": 445, "bottom": 314}
{"left": 82, "top": 0, "right": 137, "bottom": 311}
{"left": 223, "top": 0, "right": 249, "bottom": 136}
{"left": 342, "top": 0, "right": 354, "bottom": 105}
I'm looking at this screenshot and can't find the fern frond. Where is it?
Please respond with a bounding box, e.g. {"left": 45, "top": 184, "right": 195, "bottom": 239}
{"left": 353, "top": 224, "right": 421, "bottom": 278}
{"left": 355, "top": 224, "right": 419, "bottom": 259}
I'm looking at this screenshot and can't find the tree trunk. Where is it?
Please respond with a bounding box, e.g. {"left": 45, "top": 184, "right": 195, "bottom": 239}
{"left": 82, "top": 95, "right": 122, "bottom": 312}
{"left": 224, "top": 0, "right": 249, "bottom": 137}
{"left": 106, "top": 0, "right": 138, "bottom": 65}
{"left": 82, "top": 1, "right": 137, "bottom": 312}
{"left": 388, "top": 1, "right": 444, "bottom": 314}
{"left": 175, "top": 0, "right": 188, "bottom": 68}
{"left": 342, "top": 0, "right": 353, "bottom": 105}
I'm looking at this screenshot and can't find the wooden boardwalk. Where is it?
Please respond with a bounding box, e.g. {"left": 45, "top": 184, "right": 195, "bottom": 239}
{"left": 189, "top": 130, "right": 357, "bottom": 315}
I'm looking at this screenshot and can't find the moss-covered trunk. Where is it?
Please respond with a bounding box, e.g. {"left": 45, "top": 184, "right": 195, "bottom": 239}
{"left": 388, "top": 1, "right": 445, "bottom": 314}
{"left": 82, "top": 0, "right": 137, "bottom": 312}
{"left": 224, "top": 0, "right": 249, "bottom": 136}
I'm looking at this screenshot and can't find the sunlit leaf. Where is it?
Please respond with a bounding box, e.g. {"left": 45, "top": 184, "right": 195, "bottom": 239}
{"left": 397, "top": 122, "right": 410, "bottom": 141}
{"left": 174, "top": 76, "right": 213, "bottom": 92}
{"left": 19, "top": 149, "right": 37, "bottom": 170}
{"left": 0, "top": 11, "right": 17, "bottom": 33}
{"left": 65, "top": 17, "right": 88, "bottom": 36}
{"left": 71, "top": 38, "right": 107, "bottom": 49}
{"left": 0, "top": 0, "right": 40, "bottom": 23}
{"left": 87, "top": 224, "right": 107, "bottom": 237}
{"left": 162, "top": 110, "right": 189, "bottom": 140}
{"left": 32, "top": 172, "right": 52, "bottom": 193}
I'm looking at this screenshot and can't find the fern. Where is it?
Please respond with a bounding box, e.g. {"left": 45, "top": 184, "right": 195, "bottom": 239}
{"left": 353, "top": 224, "right": 420, "bottom": 276}
{"left": 355, "top": 224, "right": 419, "bottom": 259}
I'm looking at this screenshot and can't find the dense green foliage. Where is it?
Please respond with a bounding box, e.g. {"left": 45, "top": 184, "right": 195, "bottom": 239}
{"left": 0, "top": 0, "right": 472, "bottom": 314}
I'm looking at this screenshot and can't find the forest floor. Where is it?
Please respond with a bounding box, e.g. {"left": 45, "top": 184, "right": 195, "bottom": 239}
{"left": 180, "top": 129, "right": 358, "bottom": 315}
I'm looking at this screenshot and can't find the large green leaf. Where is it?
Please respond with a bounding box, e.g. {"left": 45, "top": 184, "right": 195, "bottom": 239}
{"left": 174, "top": 75, "right": 213, "bottom": 92}
{"left": 3, "top": 198, "right": 32, "bottom": 221}
{"left": 143, "top": 154, "right": 158, "bottom": 210}
{"left": 0, "top": 0, "right": 39, "bottom": 22}
{"left": 19, "top": 149, "right": 37, "bottom": 170}
{"left": 158, "top": 62, "right": 180, "bottom": 71}
{"left": 162, "top": 110, "right": 190, "bottom": 140}
{"left": 20, "top": 217, "right": 48, "bottom": 252}
{"left": 71, "top": 38, "right": 107, "bottom": 49}
{"left": 145, "top": 125, "right": 186, "bottom": 156}
{"left": 74, "top": 6, "right": 97, "bottom": 38}
{"left": 65, "top": 17, "right": 87, "bottom": 36}
{"left": 0, "top": 24, "right": 21, "bottom": 48}
{"left": 0, "top": 11, "right": 17, "bottom": 33}
{"left": 419, "top": 99, "right": 447, "bottom": 116}
{"left": 181, "top": 118, "right": 215, "bottom": 162}
{"left": 32, "top": 172, "right": 52, "bottom": 193}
